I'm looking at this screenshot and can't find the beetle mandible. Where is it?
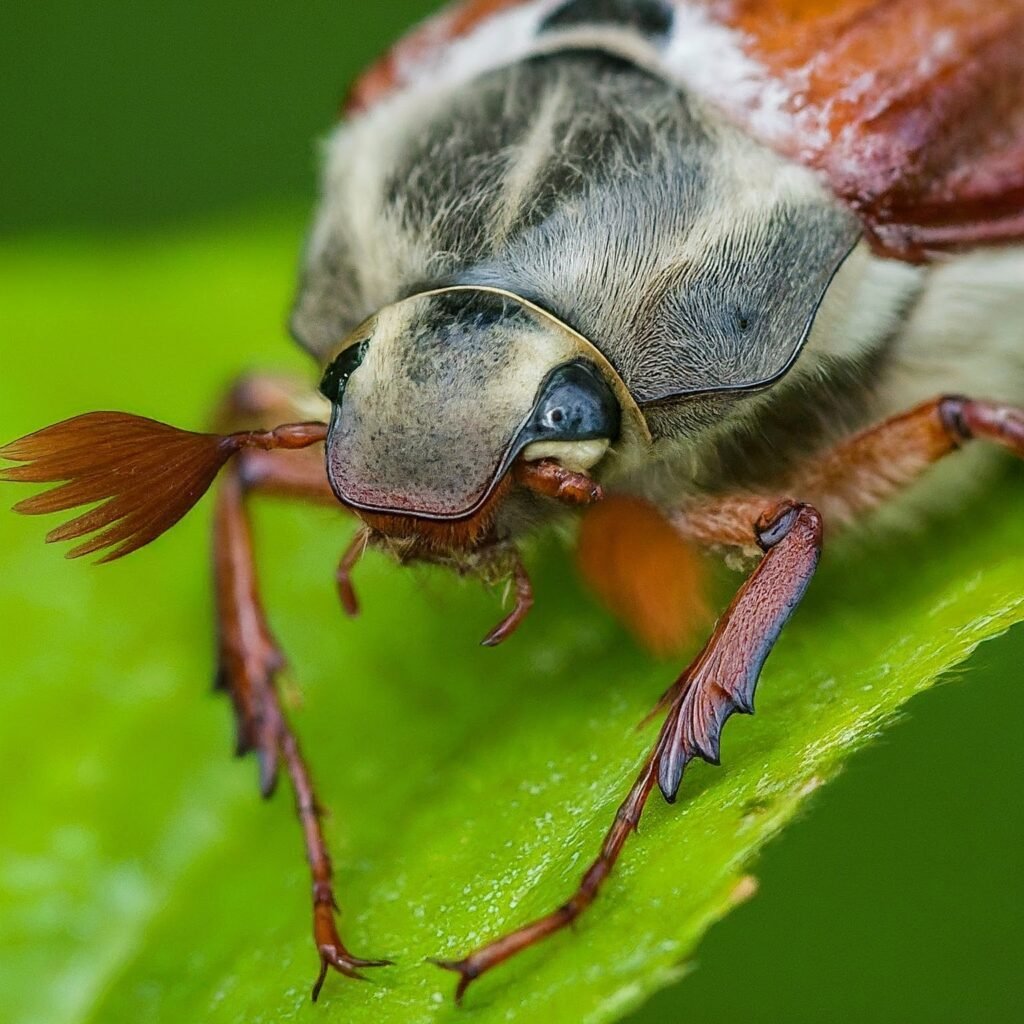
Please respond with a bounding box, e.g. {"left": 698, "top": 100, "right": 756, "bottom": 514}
{"left": 3, "top": 0, "right": 1024, "bottom": 1007}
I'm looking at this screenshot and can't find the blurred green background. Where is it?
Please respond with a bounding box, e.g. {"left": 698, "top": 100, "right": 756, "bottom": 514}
{"left": 2, "top": 3, "right": 1021, "bottom": 1021}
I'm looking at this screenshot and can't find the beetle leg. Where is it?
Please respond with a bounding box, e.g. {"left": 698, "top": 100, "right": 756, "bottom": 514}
{"left": 433, "top": 394, "right": 1024, "bottom": 1001}
{"left": 214, "top": 456, "right": 392, "bottom": 1001}
{"left": 480, "top": 559, "right": 535, "bottom": 647}
{"left": 433, "top": 499, "right": 822, "bottom": 1003}
{"left": 680, "top": 396, "right": 1024, "bottom": 547}
{"left": 335, "top": 526, "right": 371, "bottom": 618}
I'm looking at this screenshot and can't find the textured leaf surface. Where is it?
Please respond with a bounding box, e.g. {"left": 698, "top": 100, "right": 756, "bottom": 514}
{"left": 1, "top": 219, "right": 1022, "bottom": 1024}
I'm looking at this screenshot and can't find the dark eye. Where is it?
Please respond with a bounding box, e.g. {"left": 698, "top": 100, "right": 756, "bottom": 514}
{"left": 526, "top": 361, "right": 621, "bottom": 442}
{"left": 319, "top": 340, "right": 368, "bottom": 402}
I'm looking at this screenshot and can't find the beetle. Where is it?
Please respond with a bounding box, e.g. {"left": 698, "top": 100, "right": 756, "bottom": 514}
{"left": 3, "top": 0, "right": 1024, "bottom": 1007}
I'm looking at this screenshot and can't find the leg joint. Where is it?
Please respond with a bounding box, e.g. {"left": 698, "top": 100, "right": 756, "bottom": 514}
{"left": 755, "top": 500, "right": 821, "bottom": 552}
{"left": 938, "top": 395, "right": 973, "bottom": 445}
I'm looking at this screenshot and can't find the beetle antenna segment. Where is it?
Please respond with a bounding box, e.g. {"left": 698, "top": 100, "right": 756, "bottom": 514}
{"left": 480, "top": 559, "right": 534, "bottom": 647}
{"left": 513, "top": 459, "right": 604, "bottom": 506}
{"left": 0, "top": 412, "right": 327, "bottom": 561}
{"left": 336, "top": 526, "right": 371, "bottom": 617}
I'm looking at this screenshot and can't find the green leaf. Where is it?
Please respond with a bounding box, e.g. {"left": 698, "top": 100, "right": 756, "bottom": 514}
{"left": 1, "top": 217, "right": 1022, "bottom": 1024}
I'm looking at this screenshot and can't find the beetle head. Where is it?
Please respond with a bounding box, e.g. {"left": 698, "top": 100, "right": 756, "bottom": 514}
{"left": 318, "top": 287, "right": 649, "bottom": 555}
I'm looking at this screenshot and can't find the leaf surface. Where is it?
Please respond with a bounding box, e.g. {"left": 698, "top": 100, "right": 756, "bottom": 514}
{"left": 1, "top": 219, "right": 1022, "bottom": 1024}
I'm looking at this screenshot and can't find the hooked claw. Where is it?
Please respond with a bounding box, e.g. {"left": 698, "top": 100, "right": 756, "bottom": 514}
{"left": 312, "top": 945, "right": 394, "bottom": 1001}
{"left": 480, "top": 559, "right": 534, "bottom": 647}
{"left": 427, "top": 956, "right": 479, "bottom": 1006}
{"left": 311, "top": 879, "right": 394, "bottom": 1001}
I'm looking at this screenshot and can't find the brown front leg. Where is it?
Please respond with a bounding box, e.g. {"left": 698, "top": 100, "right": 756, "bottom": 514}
{"left": 433, "top": 500, "right": 823, "bottom": 1003}
{"left": 214, "top": 453, "right": 392, "bottom": 1000}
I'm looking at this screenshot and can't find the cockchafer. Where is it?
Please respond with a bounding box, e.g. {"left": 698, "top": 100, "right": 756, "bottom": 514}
{"left": 4, "top": 0, "right": 1024, "bottom": 1007}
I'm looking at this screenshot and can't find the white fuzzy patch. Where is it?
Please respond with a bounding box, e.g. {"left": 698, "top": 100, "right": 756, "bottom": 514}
{"left": 880, "top": 246, "right": 1024, "bottom": 412}
{"left": 663, "top": 5, "right": 810, "bottom": 148}
{"left": 804, "top": 243, "right": 924, "bottom": 366}
{"left": 393, "top": 0, "right": 556, "bottom": 97}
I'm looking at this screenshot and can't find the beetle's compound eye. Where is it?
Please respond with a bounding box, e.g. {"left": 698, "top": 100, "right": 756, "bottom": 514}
{"left": 319, "top": 340, "right": 369, "bottom": 403}
{"left": 526, "top": 360, "right": 621, "bottom": 444}
{"left": 518, "top": 361, "right": 621, "bottom": 474}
